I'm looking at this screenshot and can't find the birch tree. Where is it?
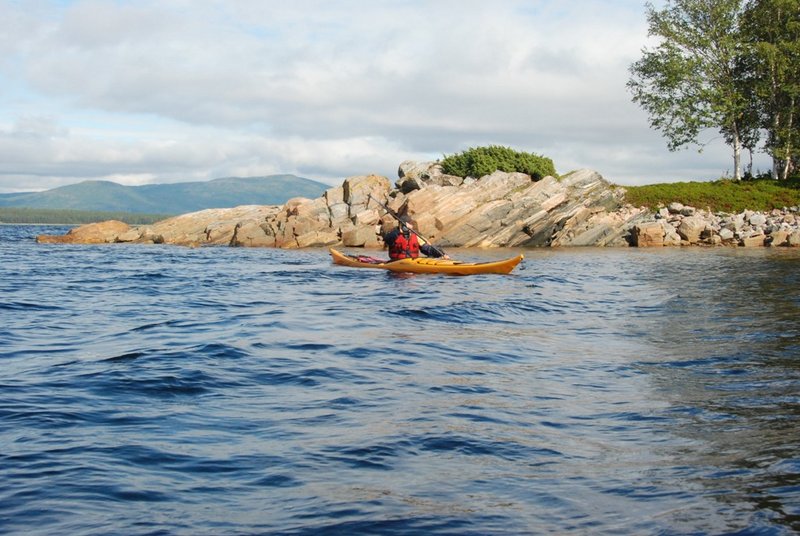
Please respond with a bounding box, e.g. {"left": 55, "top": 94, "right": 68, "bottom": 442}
{"left": 741, "top": 0, "right": 800, "bottom": 179}
{"left": 628, "top": 0, "right": 752, "bottom": 180}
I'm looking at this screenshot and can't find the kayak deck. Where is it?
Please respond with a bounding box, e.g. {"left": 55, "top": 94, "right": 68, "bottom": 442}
{"left": 329, "top": 248, "right": 523, "bottom": 275}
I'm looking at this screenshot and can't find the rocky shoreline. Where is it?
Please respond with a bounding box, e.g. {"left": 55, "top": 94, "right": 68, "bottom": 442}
{"left": 632, "top": 203, "right": 800, "bottom": 247}
{"left": 37, "top": 162, "right": 800, "bottom": 248}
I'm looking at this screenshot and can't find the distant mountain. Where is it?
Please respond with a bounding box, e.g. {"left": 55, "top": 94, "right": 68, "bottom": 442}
{"left": 0, "top": 175, "right": 330, "bottom": 214}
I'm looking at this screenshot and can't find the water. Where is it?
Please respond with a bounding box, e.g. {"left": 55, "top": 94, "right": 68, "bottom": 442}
{"left": 1, "top": 224, "right": 799, "bottom": 535}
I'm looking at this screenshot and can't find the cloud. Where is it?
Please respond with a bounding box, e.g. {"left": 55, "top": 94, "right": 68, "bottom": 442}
{"left": 0, "top": 113, "right": 410, "bottom": 191}
{"left": 0, "top": 0, "right": 769, "bottom": 193}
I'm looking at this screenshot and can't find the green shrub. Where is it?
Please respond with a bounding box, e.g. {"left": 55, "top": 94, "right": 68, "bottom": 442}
{"left": 623, "top": 177, "right": 800, "bottom": 213}
{"left": 441, "top": 145, "right": 557, "bottom": 181}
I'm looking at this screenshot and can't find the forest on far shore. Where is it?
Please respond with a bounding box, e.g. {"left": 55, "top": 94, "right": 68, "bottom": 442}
{"left": 0, "top": 207, "right": 171, "bottom": 225}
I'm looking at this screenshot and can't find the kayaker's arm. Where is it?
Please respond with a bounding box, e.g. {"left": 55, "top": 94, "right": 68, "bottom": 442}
{"left": 420, "top": 243, "right": 446, "bottom": 258}
{"left": 416, "top": 234, "right": 448, "bottom": 258}
{"left": 383, "top": 228, "right": 401, "bottom": 247}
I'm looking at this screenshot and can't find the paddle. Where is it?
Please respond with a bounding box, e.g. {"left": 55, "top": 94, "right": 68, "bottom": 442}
{"left": 367, "top": 194, "right": 447, "bottom": 258}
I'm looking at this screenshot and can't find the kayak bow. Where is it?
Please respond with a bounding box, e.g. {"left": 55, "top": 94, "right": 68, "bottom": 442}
{"left": 329, "top": 248, "right": 523, "bottom": 275}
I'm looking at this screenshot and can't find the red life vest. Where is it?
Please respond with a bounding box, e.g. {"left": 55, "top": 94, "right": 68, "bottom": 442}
{"left": 389, "top": 231, "right": 421, "bottom": 260}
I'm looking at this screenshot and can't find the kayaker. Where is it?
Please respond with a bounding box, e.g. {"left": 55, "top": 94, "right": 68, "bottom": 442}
{"left": 383, "top": 215, "right": 449, "bottom": 260}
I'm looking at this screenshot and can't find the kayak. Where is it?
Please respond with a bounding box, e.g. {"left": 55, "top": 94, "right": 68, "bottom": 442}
{"left": 329, "top": 248, "right": 523, "bottom": 275}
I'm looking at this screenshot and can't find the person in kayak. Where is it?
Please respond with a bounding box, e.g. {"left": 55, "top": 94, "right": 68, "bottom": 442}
{"left": 383, "top": 215, "right": 449, "bottom": 260}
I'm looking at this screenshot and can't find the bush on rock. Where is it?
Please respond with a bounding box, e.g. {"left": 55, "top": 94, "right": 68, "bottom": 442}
{"left": 441, "top": 145, "right": 557, "bottom": 181}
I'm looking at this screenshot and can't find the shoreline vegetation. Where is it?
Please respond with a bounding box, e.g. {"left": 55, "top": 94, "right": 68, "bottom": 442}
{"left": 623, "top": 177, "right": 800, "bottom": 213}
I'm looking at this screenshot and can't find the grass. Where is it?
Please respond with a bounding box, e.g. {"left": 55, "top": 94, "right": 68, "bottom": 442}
{"left": 622, "top": 177, "right": 800, "bottom": 213}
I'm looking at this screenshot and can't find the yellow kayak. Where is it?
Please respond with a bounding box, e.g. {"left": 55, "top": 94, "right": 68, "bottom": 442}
{"left": 329, "top": 248, "right": 523, "bottom": 275}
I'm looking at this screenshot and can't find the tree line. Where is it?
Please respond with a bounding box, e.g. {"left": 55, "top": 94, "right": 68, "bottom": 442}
{"left": 0, "top": 207, "right": 171, "bottom": 225}
{"left": 628, "top": 0, "right": 799, "bottom": 180}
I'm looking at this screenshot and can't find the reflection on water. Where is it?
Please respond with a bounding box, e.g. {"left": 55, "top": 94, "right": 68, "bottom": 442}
{"left": 636, "top": 249, "right": 800, "bottom": 531}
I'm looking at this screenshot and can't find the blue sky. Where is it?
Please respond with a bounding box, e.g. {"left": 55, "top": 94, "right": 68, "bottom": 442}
{"left": 0, "top": 0, "right": 770, "bottom": 193}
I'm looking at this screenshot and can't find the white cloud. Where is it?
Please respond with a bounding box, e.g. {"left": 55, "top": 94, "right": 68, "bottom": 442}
{"left": 0, "top": 0, "right": 766, "bottom": 194}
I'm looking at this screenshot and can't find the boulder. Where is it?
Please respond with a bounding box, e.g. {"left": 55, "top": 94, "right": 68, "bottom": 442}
{"left": 324, "top": 186, "right": 349, "bottom": 224}
{"left": 668, "top": 202, "right": 684, "bottom": 214}
{"left": 352, "top": 208, "right": 380, "bottom": 226}
{"left": 343, "top": 174, "right": 391, "bottom": 210}
{"left": 677, "top": 216, "right": 707, "bottom": 243}
{"left": 396, "top": 175, "right": 424, "bottom": 194}
{"left": 342, "top": 226, "right": 381, "bottom": 247}
{"left": 396, "top": 161, "right": 464, "bottom": 192}
{"left": 719, "top": 228, "right": 736, "bottom": 242}
{"left": 632, "top": 222, "right": 665, "bottom": 247}
{"left": 767, "top": 230, "right": 790, "bottom": 247}
{"left": 740, "top": 233, "right": 766, "bottom": 247}
{"left": 663, "top": 224, "right": 683, "bottom": 246}
{"left": 398, "top": 160, "right": 442, "bottom": 181}
{"left": 726, "top": 214, "right": 745, "bottom": 232}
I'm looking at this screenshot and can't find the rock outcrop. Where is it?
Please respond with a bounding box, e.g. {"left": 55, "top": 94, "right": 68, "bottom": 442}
{"left": 37, "top": 220, "right": 132, "bottom": 244}
{"left": 36, "top": 162, "right": 800, "bottom": 249}
{"left": 392, "top": 168, "right": 646, "bottom": 247}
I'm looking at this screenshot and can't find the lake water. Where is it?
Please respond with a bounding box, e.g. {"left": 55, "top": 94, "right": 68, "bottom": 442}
{"left": 1, "top": 224, "right": 799, "bottom": 535}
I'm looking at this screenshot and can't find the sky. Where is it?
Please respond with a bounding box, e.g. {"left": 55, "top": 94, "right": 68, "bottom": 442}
{"left": 0, "top": 0, "right": 772, "bottom": 193}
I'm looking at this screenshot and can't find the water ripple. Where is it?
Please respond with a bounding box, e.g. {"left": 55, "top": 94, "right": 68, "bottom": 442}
{"left": 1, "top": 228, "right": 799, "bottom": 534}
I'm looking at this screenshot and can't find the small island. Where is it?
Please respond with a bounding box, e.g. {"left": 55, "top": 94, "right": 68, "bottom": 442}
{"left": 36, "top": 153, "right": 800, "bottom": 250}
